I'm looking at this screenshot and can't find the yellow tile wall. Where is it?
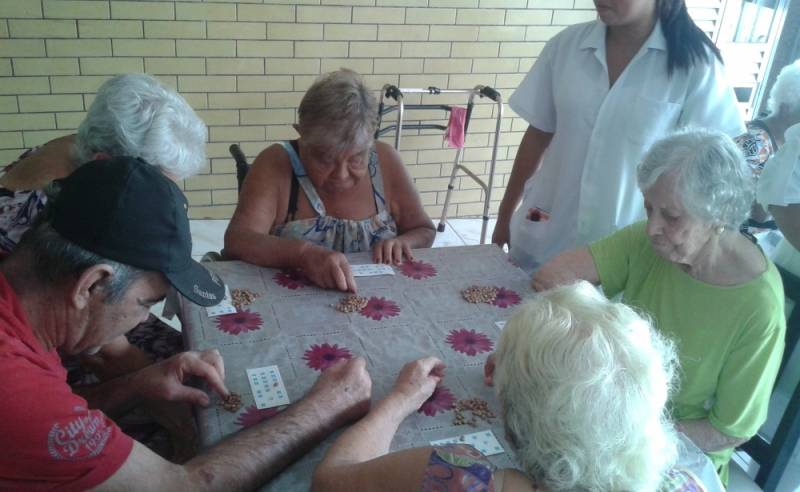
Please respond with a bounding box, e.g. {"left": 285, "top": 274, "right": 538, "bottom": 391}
{"left": 0, "top": 0, "right": 722, "bottom": 219}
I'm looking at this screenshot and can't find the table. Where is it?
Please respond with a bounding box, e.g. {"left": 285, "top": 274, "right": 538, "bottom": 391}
{"left": 178, "top": 245, "right": 724, "bottom": 492}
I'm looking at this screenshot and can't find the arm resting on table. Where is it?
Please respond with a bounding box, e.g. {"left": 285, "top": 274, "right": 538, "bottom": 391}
{"left": 95, "top": 379, "right": 358, "bottom": 491}
{"left": 532, "top": 247, "right": 600, "bottom": 292}
{"left": 312, "top": 393, "right": 430, "bottom": 492}
{"left": 676, "top": 419, "right": 748, "bottom": 453}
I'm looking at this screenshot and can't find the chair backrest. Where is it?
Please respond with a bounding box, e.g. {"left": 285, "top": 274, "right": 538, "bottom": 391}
{"left": 739, "top": 265, "right": 800, "bottom": 491}
{"left": 229, "top": 144, "right": 250, "bottom": 192}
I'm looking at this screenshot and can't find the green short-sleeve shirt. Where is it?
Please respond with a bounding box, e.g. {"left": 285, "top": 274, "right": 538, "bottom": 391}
{"left": 589, "top": 221, "right": 785, "bottom": 483}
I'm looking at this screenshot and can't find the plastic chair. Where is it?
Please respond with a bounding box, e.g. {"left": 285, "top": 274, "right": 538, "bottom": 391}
{"left": 736, "top": 265, "right": 800, "bottom": 491}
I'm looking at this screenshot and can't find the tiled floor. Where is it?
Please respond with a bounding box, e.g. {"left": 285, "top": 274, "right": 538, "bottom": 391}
{"left": 187, "top": 218, "right": 800, "bottom": 491}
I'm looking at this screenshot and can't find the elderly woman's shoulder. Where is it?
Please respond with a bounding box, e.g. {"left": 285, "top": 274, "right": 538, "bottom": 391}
{"left": 250, "top": 143, "right": 293, "bottom": 174}
{"left": 374, "top": 140, "right": 408, "bottom": 177}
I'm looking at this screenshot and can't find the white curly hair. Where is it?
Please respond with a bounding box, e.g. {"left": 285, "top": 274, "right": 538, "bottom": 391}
{"left": 767, "top": 59, "right": 800, "bottom": 116}
{"left": 637, "top": 128, "right": 754, "bottom": 229}
{"left": 493, "top": 281, "right": 679, "bottom": 492}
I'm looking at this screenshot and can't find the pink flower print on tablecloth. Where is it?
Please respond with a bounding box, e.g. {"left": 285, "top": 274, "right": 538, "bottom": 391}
{"left": 359, "top": 297, "right": 401, "bottom": 321}
{"left": 446, "top": 328, "right": 494, "bottom": 356}
{"left": 215, "top": 310, "right": 263, "bottom": 335}
{"left": 303, "top": 343, "right": 353, "bottom": 371}
{"left": 419, "top": 385, "right": 456, "bottom": 416}
{"left": 273, "top": 269, "right": 312, "bottom": 290}
{"left": 399, "top": 260, "right": 437, "bottom": 280}
{"left": 235, "top": 405, "right": 284, "bottom": 428}
{"left": 492, "top": 287, "right": 521, "bottom": 308}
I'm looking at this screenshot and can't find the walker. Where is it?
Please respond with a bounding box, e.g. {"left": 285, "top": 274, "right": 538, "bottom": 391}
{"left": 375, "top": 85, "right": 503, "bottom": 244}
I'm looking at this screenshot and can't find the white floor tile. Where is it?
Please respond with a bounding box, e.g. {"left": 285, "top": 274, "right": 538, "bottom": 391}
{"left": 190, "top": 219, "right": 228, "bottom": 257}
{"left": 432, "top": 220, "right": 467, "bottom": 248}
{"left": 447, "top": 218, "right": 496, "bottom": 246}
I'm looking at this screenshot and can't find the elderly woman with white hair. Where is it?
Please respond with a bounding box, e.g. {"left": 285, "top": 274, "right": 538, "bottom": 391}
{"left": 532, "top": 129, "right": 786, "bottom": 485}
{"left": 311, "top": 282, "right": 708, "bottom": 492}
{"left": 0, "top": 73, "right": 207, "bottom": 252}
{"left": 739, "top": 59, "right": 800, "bottom": 265}
{"left": 225, "top": 69, "right": 435, "bottom": 292}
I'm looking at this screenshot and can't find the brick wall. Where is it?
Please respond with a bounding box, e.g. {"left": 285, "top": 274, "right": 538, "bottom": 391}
{"left": 0, "top": 0, "right": 721, "bottom": 219}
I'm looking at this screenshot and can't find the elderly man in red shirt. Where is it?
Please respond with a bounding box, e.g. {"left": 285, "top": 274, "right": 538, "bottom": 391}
{"left": 0, "top": 156, "right": 371, "bottom": 491}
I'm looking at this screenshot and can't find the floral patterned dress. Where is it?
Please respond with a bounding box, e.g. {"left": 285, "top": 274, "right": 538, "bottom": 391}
{"left": 735, "top": 120, "right": 778, "bottom": 179}
{"left": 271, "top": 141, "right": 398, "bottom": 253}
{"left": 0, "top": 149, "right": 48, "bottom": 253}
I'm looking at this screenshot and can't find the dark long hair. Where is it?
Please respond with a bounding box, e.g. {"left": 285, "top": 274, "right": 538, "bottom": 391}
{"left": 658, "top": 0, "right": 722, "bottom": 75}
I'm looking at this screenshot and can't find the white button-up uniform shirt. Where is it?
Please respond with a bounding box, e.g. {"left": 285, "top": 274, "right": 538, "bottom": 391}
{"left": 508, "top": 20, "right": 744, "bottom": 272}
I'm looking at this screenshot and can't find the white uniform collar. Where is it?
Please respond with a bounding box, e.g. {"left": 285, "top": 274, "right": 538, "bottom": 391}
{"left": 579, "top": 19, "right": 668, "bottom": 53}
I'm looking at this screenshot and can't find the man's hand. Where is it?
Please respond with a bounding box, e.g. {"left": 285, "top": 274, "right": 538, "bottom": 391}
{"left": 372, "top": 238, "right": 413, "bottom": 265}
{"left": 390, "top": 357, "right": 445, "bottom": 415}
{"left": 301, "top": 246, "right": 357, "bottom": 292}
{"left": 306, "top": 357, "right": 372, "bottom": 427}
{"left": 133, "top": 350, "right": 229, "bottom": 407}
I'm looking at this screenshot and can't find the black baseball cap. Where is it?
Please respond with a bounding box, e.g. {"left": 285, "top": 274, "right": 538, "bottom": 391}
{"left": 50, "top": 156, "right": 225, "bottom": 306}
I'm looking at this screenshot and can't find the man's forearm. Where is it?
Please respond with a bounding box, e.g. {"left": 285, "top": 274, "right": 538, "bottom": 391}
{"left": 677, "top": 419, "right": 748, "bottom": 452}
{"left": 184, "top": 395, "right": 343, "bottom": 491}
{"left": 72, "top": 372, "right": 143, "bottom": 417}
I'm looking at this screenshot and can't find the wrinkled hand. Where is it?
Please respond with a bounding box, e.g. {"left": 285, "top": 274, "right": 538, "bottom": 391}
{"left": 134, "top": 350, "right": 228, "bottom": 407}
{"left": 483, "top": 353, "right": 495, "bottom": 387}
{"left": 302, "top": 246, "right": 357, "bottom": 292}
{"left": 307, "top": 357, "right": 372, "bottom": 427}
{"left": 491, "top": 217, "right": 511, "bottom": 250}
{"left": 373, "top": 237, "right": 413, "bottom": 265}
{"left": 391, "top": 357, "right": 445, "bottom": 415}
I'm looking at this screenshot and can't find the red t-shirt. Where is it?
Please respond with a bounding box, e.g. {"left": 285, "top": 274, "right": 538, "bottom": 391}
{"left": 0, "top": 271, "right": 133, "bottom": 490}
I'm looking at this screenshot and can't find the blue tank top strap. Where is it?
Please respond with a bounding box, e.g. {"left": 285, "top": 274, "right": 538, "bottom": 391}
{"left": 367, "top": 148, "right": 388, "bottom": 214}
{"left": 280, "top": 141, "right": 326, "bottom": 216}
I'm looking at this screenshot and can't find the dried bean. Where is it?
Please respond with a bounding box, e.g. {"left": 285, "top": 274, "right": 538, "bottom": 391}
{"left": 220, "top": 392, "right": 243, "bottom": 412}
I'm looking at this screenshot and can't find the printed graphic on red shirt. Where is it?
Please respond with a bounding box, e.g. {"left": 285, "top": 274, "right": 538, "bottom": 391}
{"left": 47, "top": 409, "right": 113, "bottom": 461}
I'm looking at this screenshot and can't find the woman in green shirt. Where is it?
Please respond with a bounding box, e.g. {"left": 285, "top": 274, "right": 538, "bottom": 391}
{"left": 532, "top": 129, "right": 785, "bottom": 484}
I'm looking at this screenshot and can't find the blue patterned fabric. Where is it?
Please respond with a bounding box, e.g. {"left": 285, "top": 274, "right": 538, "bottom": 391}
{"left": 271, "top": 141, "right": 398, "bottom": 253}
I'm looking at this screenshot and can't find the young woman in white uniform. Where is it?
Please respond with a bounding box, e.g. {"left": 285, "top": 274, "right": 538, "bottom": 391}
{"left": 493, "top": 0, "right": 744, "bottom": 272}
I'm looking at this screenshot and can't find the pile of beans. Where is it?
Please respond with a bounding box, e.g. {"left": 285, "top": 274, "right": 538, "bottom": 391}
{"left": 335, "top": 295, "right": 369, "bottom": 313}
{"left": 220, "top": 392, "right": 243, "bottom": 412}
{"left": 461, "top": 286, "right": 498, "bottom": 304}
{"left": 453, "top": 398, "right": 496, "bottom": 426}
{"left": 231, "top": 288, "right": 260, "bottom": 311}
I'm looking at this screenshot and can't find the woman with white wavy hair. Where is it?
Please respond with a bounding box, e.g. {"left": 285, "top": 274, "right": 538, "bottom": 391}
{"left": 533, "top": 128, "right": 786, "bottom": 485}
{"left": 312, "top": 282, "right": 706, "bottom": 492}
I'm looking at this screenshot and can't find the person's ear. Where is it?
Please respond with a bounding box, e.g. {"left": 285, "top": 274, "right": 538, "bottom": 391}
{"left": 70, "top": 264, "right": 115, "bottom": 309}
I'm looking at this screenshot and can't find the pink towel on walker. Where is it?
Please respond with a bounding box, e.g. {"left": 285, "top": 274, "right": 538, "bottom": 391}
{"left": 444, "top": 106, "right": 467, "bottom": 148}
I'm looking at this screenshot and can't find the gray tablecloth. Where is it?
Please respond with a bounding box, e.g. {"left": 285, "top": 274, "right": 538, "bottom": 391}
{"left": 179, "top": 244, "right": 723, "bottom": 492}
